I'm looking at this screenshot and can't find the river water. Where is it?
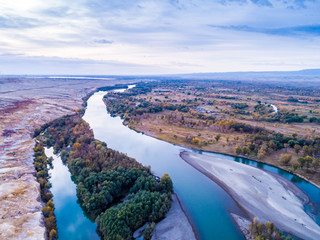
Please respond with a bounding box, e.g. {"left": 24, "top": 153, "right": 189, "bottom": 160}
{"left": 48, "top": 86, "right": 320, "bottom": 240}
{"left": 270, "top": 104, "right": 278, "bottom": 113}
{"left": 46, "top": 147, "right": 99, "bottom": 240}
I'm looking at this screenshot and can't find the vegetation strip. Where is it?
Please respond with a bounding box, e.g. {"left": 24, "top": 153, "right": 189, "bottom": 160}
{"left": 103, "top": 80, "right": 320, "bottom": 239}
{"left": 34, "top": 110, "right": 173, "bottom": 239}
{"left": 103, "top": 80, "right": 320, "bottom": 186}
{"left": 33, "top": 144, "right": 57, "bottom": 240}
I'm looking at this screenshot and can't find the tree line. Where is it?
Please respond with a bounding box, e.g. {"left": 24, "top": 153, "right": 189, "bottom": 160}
{"left": 35, "top": 114, "right": 173, "bottom": 239}
{"left": 33, "top": 145, "right": 57, "bottom": 240}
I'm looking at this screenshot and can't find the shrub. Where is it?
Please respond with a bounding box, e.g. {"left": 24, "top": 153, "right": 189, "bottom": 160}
{"left": 280, "top": 154, "right": 292, "bottom": 165}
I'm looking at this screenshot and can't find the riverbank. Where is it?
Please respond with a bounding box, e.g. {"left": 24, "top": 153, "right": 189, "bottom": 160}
{"left": 95, "top": 87, "right": 198, "bottom": 239}
{"left": 180, "top": 151, "right": 320, "bottom": 240}
{"left": 103, "top": 79, "right": 320, "bottom": 187}
{"left": 0, "top": 77, "right": 131, "bottom": 239}
{"left": 124, "top": 120, "right": 320, "bottom": 191}
{"left": 33, "top": 84, "right": 196, "bottom": 240}
{"left": 151, "top": 193, "right": 197, "bottom": 240}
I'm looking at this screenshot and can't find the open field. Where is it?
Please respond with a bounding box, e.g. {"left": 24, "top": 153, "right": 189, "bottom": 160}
{"left": 104, "top": 79, "right": 320, "bottom": 185}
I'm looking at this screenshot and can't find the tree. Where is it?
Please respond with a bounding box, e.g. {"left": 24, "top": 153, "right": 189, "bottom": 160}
{"left": 242, "top": 147, "right": 250, "bottom": 155}
{"left": 257, "top": 148, "right": 266, "bottom": 160}
{"left": 297, "top": 157, "right": 306, "bottom": 168}
{"left": 235, "top": 145, "right": 242, "bottom": 155}
{"left": 258, "top": 143, "right": 268, "bottom": 160}
{"left": 268, "top": 140, "right": 277, "bottom": 151}
{"left": 143, "top": 222, "right": 156, "bottom": 240}
{"left": 280, "top": 154, "right": 292, "bottom": 165}
{"left": 160, "top": 173, "right": 173, "bottom": 193}
{"left": 215, "top": 134, "right": 221, "bottom": 142}
{"left": 294, "top": 144, "right": 301, "bottom": 154}
{"left": 192, "top": 137, "right": 199, "bottom": 144}
{"left": 44, "top": 216, "right": 57, "bottom": 232}
{"left": 38, "top": 114, "right": 173, "bottom": 240}
{"left": 303, "top": 145, "right": 309, "bottom": 156}
{"left": 49, "top": 229, "right": 57, "bottom": 240}
{"left": 304, "top": 156, "right": 313, "bottom": 168}
{"left": 292, "top": 162, "right": 299, "bottom": 171}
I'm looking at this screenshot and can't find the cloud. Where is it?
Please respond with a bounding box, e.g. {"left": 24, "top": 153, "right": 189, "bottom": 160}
{"left": 0, "top": 0, "right": 319, "bottom": 74}
{"left": 40, "top": 7, "right": 71, "bottom": 18}
{"left": 0, "top": 16, "right": 40, "bottom": 29}
{"left": 93, "top": 39, "right": 113, "bottom": 44}
{"left": 0, "top": 53, "right": 172, "bottom": 75}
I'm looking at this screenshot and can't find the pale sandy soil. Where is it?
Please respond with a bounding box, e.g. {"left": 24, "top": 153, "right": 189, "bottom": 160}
{"left": 181, "top": 151, "right": 320, "bottom": 240}
{"left": 0, "top": 77, "right": 131, "bottom": 240}
{"left": 1, "top": 77, "right": 194, "bottom": 240}
{"left": 151, "top": 194, "right": 197, "bottom": 240}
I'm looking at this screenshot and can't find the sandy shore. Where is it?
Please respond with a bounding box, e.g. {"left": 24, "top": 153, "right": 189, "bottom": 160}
{"left": 1, "top": 78, "right": 195, "bottom": 240}
{"left": 151, "top": 193, "right": 197, "bottom": 240}
{"left": 0, "top": 77, "right": 132, "bottom": 239}
{"left": 180, "top": 151, "right": 320, "bottom": 240}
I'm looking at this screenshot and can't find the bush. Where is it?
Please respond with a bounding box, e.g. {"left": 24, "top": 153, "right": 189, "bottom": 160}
{"left": 49, "top": 229, "right": 58, "bottom": 240}
{"left": 143, "top": 222, "right": 156, "bottom": 240}
{"left": 280, "top": 154, "right": 292, "bottom": 165}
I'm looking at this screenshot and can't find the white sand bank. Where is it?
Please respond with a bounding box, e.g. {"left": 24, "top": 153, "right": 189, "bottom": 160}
{"left": 151, "top": 193, "right": 197, "bottom": 240}
{"left": 181, "top": 151, "right": 320, "bottom": 240}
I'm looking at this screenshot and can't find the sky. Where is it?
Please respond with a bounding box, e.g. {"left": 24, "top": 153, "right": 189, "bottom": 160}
{"left": 0, "top": 0, "right": 319, "bottom": 75}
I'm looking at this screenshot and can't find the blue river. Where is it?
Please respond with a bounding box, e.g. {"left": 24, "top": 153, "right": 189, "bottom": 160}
{"left": 48, "top": 86, "right": 320, "bottom": 239}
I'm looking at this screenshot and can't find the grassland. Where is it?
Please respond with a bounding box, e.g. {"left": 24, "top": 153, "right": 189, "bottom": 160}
{"left": 104, "top": 79, "right": 320, "bottom": 186}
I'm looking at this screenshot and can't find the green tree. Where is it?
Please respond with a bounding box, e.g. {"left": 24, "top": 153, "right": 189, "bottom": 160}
{"left": 297, "top": 157, "right": 306, "bottom": 168}
{"left": 235, "top": 145, "right": 242, "bottom": 155}
{"left": 215, "top": 134, "right": 221, "bottom": 142}
{"left": 242, "top": 147, "right": 250, "bottom": 155}
{"left": 292, "top": 162, "right": 299, "bottom": 171}
{"left": 160, "top": 173, "right": 173, "bottom": 193}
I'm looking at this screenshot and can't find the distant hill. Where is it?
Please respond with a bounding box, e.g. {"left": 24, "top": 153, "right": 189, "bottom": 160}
{"left": 2, "top": 69, "right": 320, "bottom": 84}
{"left": 297, "top": 69, "right": 320, "bottom": 75}
{"left": 164, "top": 69, "right": 320, "bottom": 83}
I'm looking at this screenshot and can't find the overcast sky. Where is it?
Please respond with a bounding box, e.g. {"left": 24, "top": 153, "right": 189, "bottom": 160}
{"left": 0, "top": 0, "right": 319, "bottom": 75}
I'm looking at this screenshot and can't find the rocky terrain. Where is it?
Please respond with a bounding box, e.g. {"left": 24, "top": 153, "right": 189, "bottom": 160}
{"left": 0, "top": 77, "right": 131, "bottom": 240}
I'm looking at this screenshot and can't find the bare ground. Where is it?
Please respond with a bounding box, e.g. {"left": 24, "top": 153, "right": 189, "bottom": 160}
{"left": 180, "top": 151, "right": 320, "bottom": 240}
{"left": 151, "top": 194, "right": 197, "bottom": 240}
{"left": 0, "top": 77, "right": 133, "bottom": 239}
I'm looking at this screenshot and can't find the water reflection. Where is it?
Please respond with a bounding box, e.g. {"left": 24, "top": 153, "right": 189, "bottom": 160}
{"left": 83, "top": 90, "right": 245, "bottom": 240}
{"left": 82, "top": 87, "right": 320, "bottom": 238}
{"left": 291, "top": 175, "right": 304, "bottom": 184}
{"left": 45, "top": 147, "right": 99, "bottom": 240}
